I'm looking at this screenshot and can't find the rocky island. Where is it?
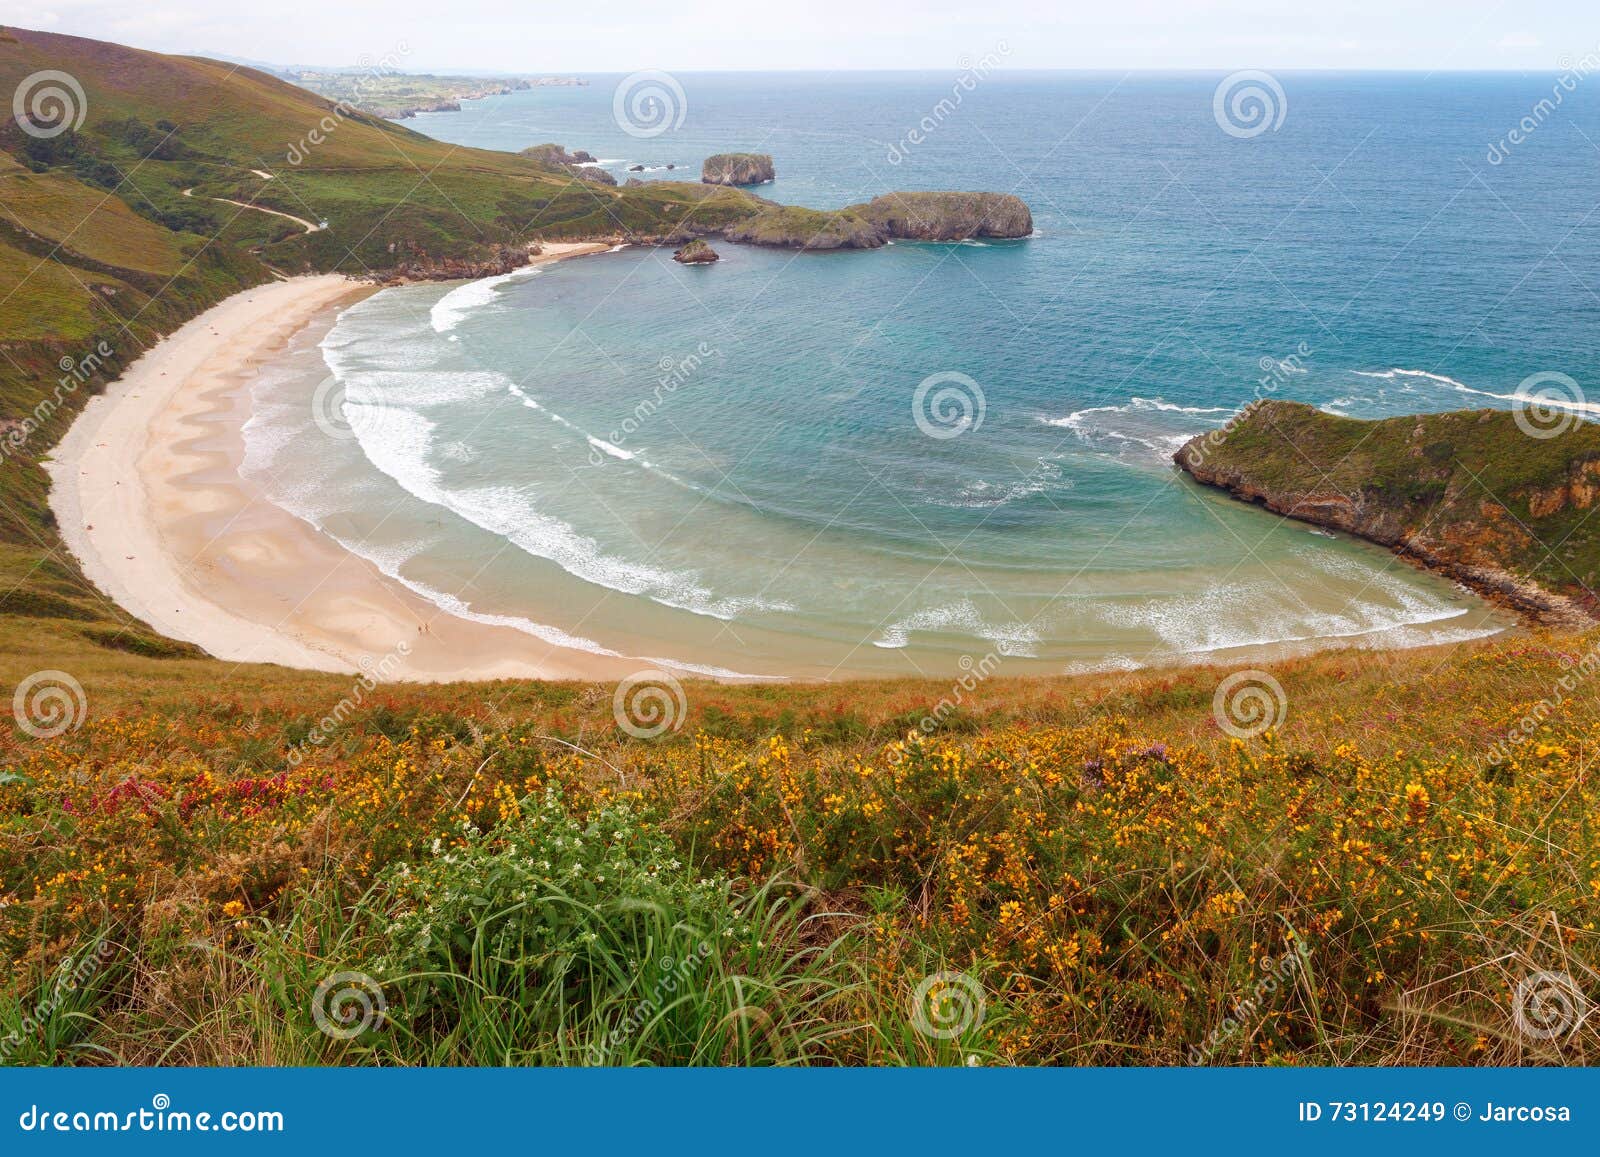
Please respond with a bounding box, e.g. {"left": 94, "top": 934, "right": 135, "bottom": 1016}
{"left": 672, "top": 239, "right": 720, "bottom": 264}
{"left": 702, "top": 153, "right": 776, "bottom": 185}
{"left": 1175, "top": 400, "right": 1600, "bottom": 626}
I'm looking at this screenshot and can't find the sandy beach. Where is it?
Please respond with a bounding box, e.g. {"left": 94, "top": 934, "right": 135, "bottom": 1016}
{"left": 47, "top": 243, "right": 658, "bottom": 683}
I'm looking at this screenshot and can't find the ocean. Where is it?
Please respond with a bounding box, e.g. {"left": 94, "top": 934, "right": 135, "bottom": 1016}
{"left": 241, "top": 71, "right": 1600, "bottom": 678}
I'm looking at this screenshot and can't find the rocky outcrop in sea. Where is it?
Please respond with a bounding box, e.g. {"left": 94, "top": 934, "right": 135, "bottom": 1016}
{"left": 702, "top": 153, "right": 776, "bottom": 186}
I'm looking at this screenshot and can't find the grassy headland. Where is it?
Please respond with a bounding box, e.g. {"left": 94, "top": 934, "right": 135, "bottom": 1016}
{"left": 1176, "top": 401, "right": 1600, "bottom": 625}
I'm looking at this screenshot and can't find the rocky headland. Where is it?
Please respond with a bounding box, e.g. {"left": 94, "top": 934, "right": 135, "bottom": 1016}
{"left": 521, "top": 143, "right": 616, "bottom": 185}
{"left": 1175, "top": 400, "right": 1600, "bottom": 627}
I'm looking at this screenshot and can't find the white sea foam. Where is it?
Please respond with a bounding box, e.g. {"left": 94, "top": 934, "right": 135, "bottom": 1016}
{"left": 1061, "top": 653, "right": 1145, "bottom": 675}
{"left": 1041, "top": 396, "right": 1235, "bottom": 457}
{"left": 1089, "top": 556, "right": 1478, "bottom": 656}
{"left": 429, "top": 266, "right": 544, "bottom": 333}
{"left": 339, "top": 377, "right": 793, "bottom": 622}
{"left": 922, "top": 458, "right": 1071, "bottom": 508}
{"left": 873, "top": 601, "right": 1042, "bottom": 656}
{"left": 586, "top": 435, "right": 636, "bottom": 461}
{"left": 1352, "top": 367, "right": 1600, "bottom": 418}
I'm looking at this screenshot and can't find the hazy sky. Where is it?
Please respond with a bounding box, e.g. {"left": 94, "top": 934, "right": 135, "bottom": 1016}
{"left": 12, "top": 0, "right": 1597, "bottom": 72}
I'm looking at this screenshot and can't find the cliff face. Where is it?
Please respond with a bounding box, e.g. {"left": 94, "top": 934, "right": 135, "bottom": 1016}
{"left": 850, "top": 192, "right": 1034, "bottom": 240}
{"left": 694, "top": 189, "right": 1034, "bottom": 250}
{"left": 1175, "top": 401, "right": 1600, "bottom": 626}
{"left": 702, "top": 153, "right": 775, "bottom": 185}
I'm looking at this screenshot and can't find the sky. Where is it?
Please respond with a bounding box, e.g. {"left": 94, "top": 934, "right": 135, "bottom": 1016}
{"left": 9, "top": 0, "right": 1597, "bottom": 72}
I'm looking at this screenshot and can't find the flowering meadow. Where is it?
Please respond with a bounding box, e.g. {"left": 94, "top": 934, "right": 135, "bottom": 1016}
{"left": 1, "top": 628, "right": 1597, "bottom": 1065}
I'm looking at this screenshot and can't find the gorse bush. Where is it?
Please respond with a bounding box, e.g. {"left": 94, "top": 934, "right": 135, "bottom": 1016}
{"left": 4, "top": 634, "right": 1600, "bottom": 1065}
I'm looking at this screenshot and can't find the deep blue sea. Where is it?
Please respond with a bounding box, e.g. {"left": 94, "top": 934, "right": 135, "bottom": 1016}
{"left": 244, "top": 72, "right": 1600, "bottom": 678}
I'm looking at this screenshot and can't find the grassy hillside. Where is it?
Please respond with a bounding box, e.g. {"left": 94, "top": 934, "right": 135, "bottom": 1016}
{"left": 2, "top": 619, "right": 1597, "bottom": 1064}
{"left": 1177, "top": 401, "right": 1600, "bottom": 619}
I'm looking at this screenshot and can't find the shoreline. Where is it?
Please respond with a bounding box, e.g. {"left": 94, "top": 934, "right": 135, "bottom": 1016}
{"left": 45, "top": 248, "right": 1518, "bottom": 686}
{"left": 46, "top": 243, "right": 670, "bottom": 683}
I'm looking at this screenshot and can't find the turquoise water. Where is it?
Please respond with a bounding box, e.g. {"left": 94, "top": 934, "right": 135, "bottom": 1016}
{"left": 244, "top": 73, "right": 1600, "bottom": 677}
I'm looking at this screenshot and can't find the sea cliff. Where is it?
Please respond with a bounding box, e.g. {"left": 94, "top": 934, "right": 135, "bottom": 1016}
{"left": 1175, "top": 400, "right": 1600, "bottom": 627}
